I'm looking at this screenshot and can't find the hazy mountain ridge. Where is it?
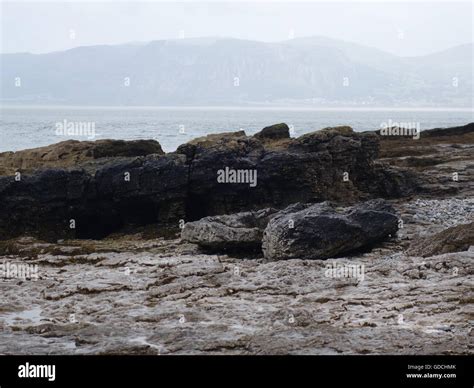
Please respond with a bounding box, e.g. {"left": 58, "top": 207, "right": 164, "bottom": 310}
{"left": 1, "top": 37, "right": 472, "bottom": 106}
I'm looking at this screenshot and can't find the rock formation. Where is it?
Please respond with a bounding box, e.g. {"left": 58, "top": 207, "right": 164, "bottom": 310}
{"left": 0, "top": 139, "right": 164, "bottom": 175}
{"left": 0, "top": 125, "right": 420, "bottom": 240}
{"left": 181, "top": 208, "right": 277, "bottom": 251}
{"left": 0, "top": 123, "right": 472, "bottom": 356}
{"left": 262, "top": 199, "right": 399, "bottom": 260}
{"left": 182, "top": 199, "right": 399, "bottom": 260}
{"left": 407, "top": 221, "right": 474, "bottom": 257}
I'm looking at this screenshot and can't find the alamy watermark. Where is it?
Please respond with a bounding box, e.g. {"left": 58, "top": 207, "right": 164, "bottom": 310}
{"left": 0, "top": 260, "right": 39, "bottom": 281}
{"left": 18, "top": 362, "right": 55, "bottom": 382}
{"left": 55, "top": 119, "right": 96, "bottom": 140}
{"left": 325, "top": 262, "right": 365, "bottom": 283}
{"left": 217, "top": 167, "right": 257, "bottom": 187}
{"left": 380, "top": 119, "right": 420, "bottom": 140}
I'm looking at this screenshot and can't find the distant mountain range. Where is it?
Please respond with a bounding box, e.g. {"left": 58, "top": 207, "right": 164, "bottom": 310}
{"left": 1, "top": 37, "right": 472, "bottom": 106}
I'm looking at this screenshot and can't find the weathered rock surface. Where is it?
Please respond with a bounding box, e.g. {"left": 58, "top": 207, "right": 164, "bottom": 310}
{"left": 0, "top": 196, "right": 471, "bottom": 355}
{"left": 0, "top": 154, "right": 189, "bottom": 239}
{"left": 181, "top": 208, "right": 277, "bottom": 251}
{"left": 0, "top": 125, "right": 420, "bottom": 240}
{"left": 262, "top": 199, "right": 399, "bottom": 260}
{"left": 0, "top": 139, "right": 164, "bottom": 176}
{"left": 253, "top": 123, "right": 290, "bottom": 141}
{"left": 377, "top": 122, "right": 474, "bottom": 197}
{"left": 411, "top": 122, "right": 474, "bottom": 139}
{"left": 407, "top": 222, "right": 474, "bottom": 257}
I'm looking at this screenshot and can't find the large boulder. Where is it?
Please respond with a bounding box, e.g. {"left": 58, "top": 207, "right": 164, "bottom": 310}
{"left": 181, "top": 208, "right": 277, "bottom": 251}
{"left": 253, "top": 123, "right": 290, "bottom": 141}
{"left": 262, "top": 199, "right": 399, "bottom": 260}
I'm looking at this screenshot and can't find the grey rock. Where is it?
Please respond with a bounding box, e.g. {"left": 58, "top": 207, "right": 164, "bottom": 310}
{"left": 262, "top": 199, "right": 399, "bottom": 260}
{"left": 407, "top": 221, "right": 474, "bottom": 257}
{"left": 182, "top": 208, "right": 277, "bottom": 251}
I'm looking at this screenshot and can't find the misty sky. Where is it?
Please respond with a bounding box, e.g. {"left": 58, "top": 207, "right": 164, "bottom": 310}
{"left": 1, "top": 1, "right": 473, "bottom": 56}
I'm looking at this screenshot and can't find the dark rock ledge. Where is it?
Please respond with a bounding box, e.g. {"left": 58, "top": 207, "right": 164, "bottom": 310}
{"left": 0, "top": 124, "right": 420, "bottom": 240}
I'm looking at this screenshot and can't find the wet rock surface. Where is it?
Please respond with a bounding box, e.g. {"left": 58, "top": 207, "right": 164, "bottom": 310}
{"left": 0, "top": 123, "right": 472, "bottom": 355}
{"left": 0, "top": 197, "right": 472, "bottom": 355}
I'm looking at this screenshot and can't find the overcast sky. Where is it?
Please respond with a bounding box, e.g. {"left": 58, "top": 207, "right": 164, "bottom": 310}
{"left": 1, "top": 1, "right": 472, "bottom": 56}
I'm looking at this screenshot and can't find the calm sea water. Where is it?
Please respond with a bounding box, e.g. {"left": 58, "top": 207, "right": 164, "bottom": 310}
{"left": 0, "top": 106, "right": 472, "bottom": 153}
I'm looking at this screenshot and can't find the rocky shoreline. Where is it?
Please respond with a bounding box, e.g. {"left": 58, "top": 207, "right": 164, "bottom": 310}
{"left": 0, "top": 124, "right": 419, "bottom": 240}
{"left": 0, "top": 123, "right": 472, "bottom": 354}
